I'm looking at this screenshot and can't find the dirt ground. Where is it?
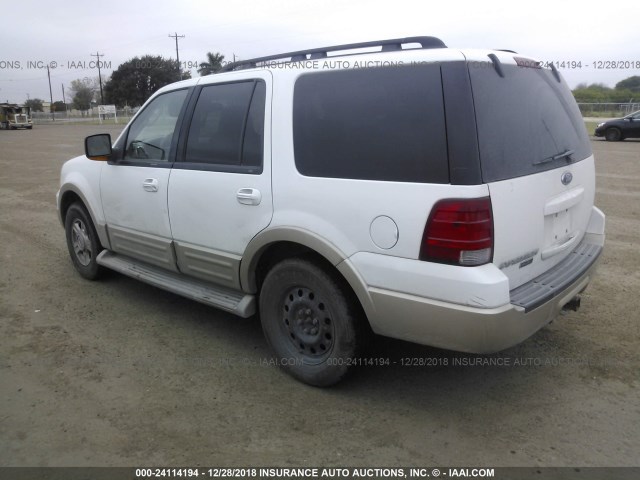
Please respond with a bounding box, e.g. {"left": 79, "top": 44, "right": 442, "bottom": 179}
{"left": 0, "top": 124, "right": 638, "bottom": 468}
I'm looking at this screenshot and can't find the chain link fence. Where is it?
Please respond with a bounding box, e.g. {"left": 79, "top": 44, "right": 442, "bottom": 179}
{"left": 578, "top": 102, "right": 640, "bottom": 118}
{"left": 30, "top": 108, "right": 138, "bottom": 125}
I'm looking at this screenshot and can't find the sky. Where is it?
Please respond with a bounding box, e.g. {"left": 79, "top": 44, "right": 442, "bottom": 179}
{"left": 1, "top": 0, "right": 639, "bottom": 104}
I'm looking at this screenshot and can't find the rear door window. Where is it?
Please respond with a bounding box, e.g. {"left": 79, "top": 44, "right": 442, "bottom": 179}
{"left": 469, "top": 63, "right": 592, "bottom": 182}
{"left": 184, "top": 80, "right": 265, "bottom": 170}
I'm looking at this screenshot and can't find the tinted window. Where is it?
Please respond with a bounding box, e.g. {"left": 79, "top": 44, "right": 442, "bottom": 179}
{"left": 242, "top": 82, "right": 266, "bottom": 167}
{"left": 124, "top": 89, "right": 188, "bottom": 162}
{"left": 293, "top": 65, "right": 449, "bottom": 183}
{"left": 185, "top": 81, "right": 264, "bottom": 167}
{"left": 469, "top": 63, "right": 592, "bottom": 182}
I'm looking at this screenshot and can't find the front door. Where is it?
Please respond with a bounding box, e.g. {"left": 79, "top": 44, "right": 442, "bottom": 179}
{"left": 100, "top": 88, "right": 189, "bottom": 271}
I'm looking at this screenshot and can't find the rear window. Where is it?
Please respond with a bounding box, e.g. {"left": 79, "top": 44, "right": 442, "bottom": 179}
{"left": 469, "top": 63, "right": 592, "bottom": 183}
{"left": 293, "top": 65, "right": 449, "bottom": 183}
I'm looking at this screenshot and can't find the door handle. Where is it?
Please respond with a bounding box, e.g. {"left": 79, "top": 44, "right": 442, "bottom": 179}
{"left": 143, "top": 178, "right": 159, "bottom": 192}
{"left": 236, "top": 188, "right": 262, "bottom": 206}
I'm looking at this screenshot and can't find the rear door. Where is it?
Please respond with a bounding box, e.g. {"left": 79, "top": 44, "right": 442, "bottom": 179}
{"left": 468, "top": 54, "right": 595, "bottom": 289}
{"left": 167, "top": 72, "right": 272, "bottom": 290}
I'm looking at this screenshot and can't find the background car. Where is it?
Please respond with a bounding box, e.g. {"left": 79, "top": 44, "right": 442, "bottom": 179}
{"left": 595, "top": 110, "right": 640, "bottom": 141}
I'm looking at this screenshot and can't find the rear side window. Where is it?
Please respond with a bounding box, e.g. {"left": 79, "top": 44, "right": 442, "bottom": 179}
{"left": 293, "top": 65, "right": 449, "bottom": 183}
{"left": 469, "top": 63, "right": 592, "bottom": 182}
{"left": 185, "top": 80, "right": 265, "bottom": 169}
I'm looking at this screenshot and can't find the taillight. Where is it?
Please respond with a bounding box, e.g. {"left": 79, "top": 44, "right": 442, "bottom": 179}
{"left": 420, "top": 197, "right": 493, "bottom": 266}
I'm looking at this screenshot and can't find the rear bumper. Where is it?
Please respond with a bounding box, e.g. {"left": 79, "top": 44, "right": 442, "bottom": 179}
{"left": 363, "top": 238, "right": 603, "bottom": 353}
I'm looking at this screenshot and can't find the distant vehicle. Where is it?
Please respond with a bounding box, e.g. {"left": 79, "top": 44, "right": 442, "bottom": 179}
{"left": 0, "top": 103, "right": 33, "bottom": 129}
{"left": 595, "top": 110, "right": 640, "bottom": 141}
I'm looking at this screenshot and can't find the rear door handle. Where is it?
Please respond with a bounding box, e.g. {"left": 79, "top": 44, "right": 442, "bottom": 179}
{"left": 236, "top": 188, "right": 261, "bottom": 206}
{"left": 143, "top": 178, "right": 159, "bottom": 192}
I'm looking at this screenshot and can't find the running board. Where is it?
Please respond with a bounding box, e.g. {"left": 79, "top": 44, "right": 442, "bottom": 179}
{"left": 96, "top": 251, "right": 255, "bottom": 317}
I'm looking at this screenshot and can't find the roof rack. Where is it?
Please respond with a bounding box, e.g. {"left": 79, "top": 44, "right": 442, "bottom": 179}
{"left": 220, "top": 36, "right": 447, "bottom": 72}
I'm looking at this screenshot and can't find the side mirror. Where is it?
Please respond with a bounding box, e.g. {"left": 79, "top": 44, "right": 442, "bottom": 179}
{"left": 85, "top": 134, "right": 112, "bottom": 161}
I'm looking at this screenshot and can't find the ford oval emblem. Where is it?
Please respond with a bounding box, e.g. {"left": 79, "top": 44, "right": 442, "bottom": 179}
{"left": 561, "top": 171, "right": 573, "bottom": 185}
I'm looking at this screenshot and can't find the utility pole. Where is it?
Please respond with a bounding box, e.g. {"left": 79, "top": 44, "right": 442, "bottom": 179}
{"left": 62, "top": 83, "right": 67, "bottom": 117}
{"left": 46, "top": 65, "right": 54, "bottom": 122}
{"left": 168, "top": 32, "right": 185, "bottom": 80}
{"left": 91, "top": 52, "right": 105, "bottom": 105}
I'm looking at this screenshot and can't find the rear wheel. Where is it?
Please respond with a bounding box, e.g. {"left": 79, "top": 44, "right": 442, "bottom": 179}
{"left": 64, "top": 203, "right": 103, "bottom": 280}
{"left": 259, "top": 257, "right": 361, "bottom": 386}
{"left": 605, "top": 128, "right": 622, "bottom": 141}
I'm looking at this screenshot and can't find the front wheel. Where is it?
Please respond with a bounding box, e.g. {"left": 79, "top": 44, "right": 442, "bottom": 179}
{"left": 259, "top": 258, "right": 362, "bottom": 386}
{"left": 605, "top": 128, "right": 622, "bottom": 141}
{"left": 64, "top": 203, "right": 103, "bottom": 280}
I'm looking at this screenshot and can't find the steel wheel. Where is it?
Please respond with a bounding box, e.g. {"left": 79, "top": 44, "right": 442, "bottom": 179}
{"left": 282, "top": 286, "right": 335, "bottom": 362}
{"left": 259, "top": 257, "right": 362, "bottom": 386}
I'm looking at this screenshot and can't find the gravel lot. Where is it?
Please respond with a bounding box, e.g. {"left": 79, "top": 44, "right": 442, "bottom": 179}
{"left": 1, "top": 124, "right": 638, "bottom": 467}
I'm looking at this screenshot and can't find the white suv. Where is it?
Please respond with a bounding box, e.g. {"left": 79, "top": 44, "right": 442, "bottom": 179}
{"left": 57, "top": 37, "right": 605, "bottom": 386}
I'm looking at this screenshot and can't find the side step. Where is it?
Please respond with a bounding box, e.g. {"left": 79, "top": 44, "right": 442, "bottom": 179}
{"left": 96, "top": 251, "right": 255, "bottom": 318}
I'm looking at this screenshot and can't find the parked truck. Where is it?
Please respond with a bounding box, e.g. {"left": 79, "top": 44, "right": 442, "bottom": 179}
{"left": 0, "top": 103, "right": 33, "bottom": 129}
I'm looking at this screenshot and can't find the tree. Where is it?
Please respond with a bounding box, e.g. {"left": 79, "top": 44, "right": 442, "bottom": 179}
{"left": 615, "top": 76, "right": 640, "bottom": 93}
{"left": 572, "top": 81, "right": 636, "bottom": 103}
{"left": 104, "top": 55, "right": 189, "bottom": 108}
{"left": 198, "top": 52, "right": 225, "bottom": 76}
{"left": 24, "top": 98, "right": 44, "bottom": 111}
{"left": 69, "top": 78, "right": 98, "bottom": 112}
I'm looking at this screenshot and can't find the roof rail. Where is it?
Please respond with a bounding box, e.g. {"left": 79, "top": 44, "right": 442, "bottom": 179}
{"left": 220, "top": 36, "right": 447, "bottom": 72}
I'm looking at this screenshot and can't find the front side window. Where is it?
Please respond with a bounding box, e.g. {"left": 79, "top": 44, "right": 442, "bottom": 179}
{"left": 184, "top": 80, "right": 265, "bottom": 170}
{"left": 124, "top": 89, "right": 188, "bottom": 163}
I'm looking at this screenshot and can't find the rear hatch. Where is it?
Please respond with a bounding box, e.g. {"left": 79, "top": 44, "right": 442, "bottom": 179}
{"left": 467, "top": 52, "right": 594, "bottom": 289}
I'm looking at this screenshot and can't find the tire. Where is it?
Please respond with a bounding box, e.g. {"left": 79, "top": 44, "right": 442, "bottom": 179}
{"left": 605, "top": 128, "right": 622, "bottom": 141}
{"left": 64, "top": 203, "right": 103, "bottom": 280}
{"left": 259, "top": 257, "right": 362, "bottom": 386}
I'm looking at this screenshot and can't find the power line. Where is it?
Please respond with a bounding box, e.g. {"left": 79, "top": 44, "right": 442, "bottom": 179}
{"left": 168, "top": 32, "right": 185, "bottom": 80}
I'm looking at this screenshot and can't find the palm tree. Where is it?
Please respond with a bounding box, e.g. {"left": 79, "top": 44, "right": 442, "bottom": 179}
{"left": 198, "top": 52, "right": 225, "bottom": 76}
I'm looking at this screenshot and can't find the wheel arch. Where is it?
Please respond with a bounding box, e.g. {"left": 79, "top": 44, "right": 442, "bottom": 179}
{"left": 240, "top": 228, "right": 375, "bottom": 324}
{"left": 58, "top": 184, "right": 110, "bottom": 249}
